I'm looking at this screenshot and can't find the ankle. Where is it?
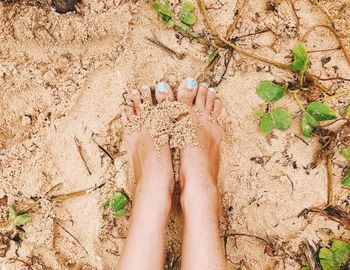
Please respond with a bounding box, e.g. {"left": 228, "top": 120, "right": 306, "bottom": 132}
{"left": 180, "top": 180, "right": 220, "bottom": 211}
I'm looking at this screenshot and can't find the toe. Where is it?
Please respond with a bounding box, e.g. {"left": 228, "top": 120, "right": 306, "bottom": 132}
{"left": 155, "top": 82, "right": 174, "bottom": 103}
{"left": 131, "top": 90, "right": 142, "bottom": 114}
{"left": 140, "top": 84, "right": 153, "bottom": 104}
{"left": 206, "top": 87, "right": 216, "bottom": 110}
{"left": 177, "top": 77, "right": 198, "bottom": 106}
{"left": 217, "top": 108, "right": 227, "bottom": 123}
{"left": 125, "top": 100, "right": 136, "bottom": 120}
{"left": 212, "top": 97, "right": 222, "bottom": 116}
{"left": 121, "top": 110, "right": 128, "bottom": 125}
{"left": 195, "top": 82, "right": 208, "bottom": 108}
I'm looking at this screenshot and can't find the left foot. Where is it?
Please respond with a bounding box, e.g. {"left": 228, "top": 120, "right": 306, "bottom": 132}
{"left": 121, "top": 82, "right": 175, "bottom": 196}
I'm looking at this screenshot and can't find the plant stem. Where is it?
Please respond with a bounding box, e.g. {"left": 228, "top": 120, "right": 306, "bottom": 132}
{"left": 326, "top": 157, "right": 333, "bottom": 205}
{"left": 196, "top": 0, "right": 292, "bottom": 71}
{"left": 322, "top": 88, "right": 350, "bottom": 102}
{"left": 292, "top": 91, "right": 306, "bottom": 113}
{"left": 302, "top": 24, "right": 350, "bottom": 67}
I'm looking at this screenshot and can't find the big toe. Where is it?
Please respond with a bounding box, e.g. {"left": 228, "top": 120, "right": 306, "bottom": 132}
{"left": 177, "top": 77, "right": 198, "bottom": 106}
{"left": 155, "top": 82, "right": 174, "bottom": 103}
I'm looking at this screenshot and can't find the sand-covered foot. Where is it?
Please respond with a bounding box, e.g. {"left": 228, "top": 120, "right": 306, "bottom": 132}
{"left": 177, "top": 77, "right": 227, "bottom": 192}
{"left": 121, "top": 82, "right": 175, "bottom": 193}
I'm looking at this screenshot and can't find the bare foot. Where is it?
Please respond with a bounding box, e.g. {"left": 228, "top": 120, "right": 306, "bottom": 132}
{"left": 177, "top": 78, "right": 227, "bottom": 270}
{"left": 121, "top": 82, "right": 175, "bottom": 195}
{"left": 176, "top": 77, "right": 227, "bottom": 193}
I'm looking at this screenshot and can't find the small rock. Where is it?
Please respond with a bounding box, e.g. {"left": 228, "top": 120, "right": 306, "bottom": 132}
{"left": 52, "top": 0, "right": 80, "bottom": 14}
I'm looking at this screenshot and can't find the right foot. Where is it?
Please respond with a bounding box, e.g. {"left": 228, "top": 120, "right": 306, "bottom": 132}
{"left": 176, "top": 78, "right": 227, "bottom": 193}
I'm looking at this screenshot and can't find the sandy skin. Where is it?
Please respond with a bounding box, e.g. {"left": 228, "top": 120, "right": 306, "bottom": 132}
{"left": 118, "top": 77, "right": 227, "bottom": 270}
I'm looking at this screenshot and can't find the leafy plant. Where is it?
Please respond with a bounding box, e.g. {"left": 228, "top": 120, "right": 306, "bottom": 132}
{"left": 256, "top": 81, "right": 285, "bottom": 102}
{"left": 301, "top": 102, "right": 337, "bottom": 137}
{"left": 153, "top": 0, "right": 197, "bottom": 32}
{"left": 341, "top": 169, "right": 350, "bottom": 187}
{"left": 260, "top": 108, "right": 292, "bottom": 134}
{"left": 102, "top": 192, "right": 129, "bottom": 218}
{"left": 8, "top": 205, "right": 32, "bottom": 228}
{"left": 340, "top": 146, "right": 350, "bottom": 161}
{"left": 300, "top": 267, "right": 310, "bottom": 270}
{"left": 179, "top": 1, "right": 197, "bottom": 25}
{"left": 306, "top": 102, "right": 337, "bottom": 121}
{"left": 319, "top": 240, "right": 350, "bottom": 270}
{"left": 291, "top": 42, "right": 309, "bottom": 74}
{"left": 301, "top": 113, "right": 318, "bottom": 137}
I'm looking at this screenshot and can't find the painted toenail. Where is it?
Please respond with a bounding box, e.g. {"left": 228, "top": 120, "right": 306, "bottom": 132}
{"left": 132, "top": 90, "right": 139, "bottom": 95}
{"left": 186, "top": 78, "right": 197, "bottom": 90}
{"left": 208, "top": 87, "right": 216, "bottom": 93}
{"left": 126, "top": 99, "right": 134, "bottom": 106}
{"left": 199, "top": 82, "right": 208, "bottom": 87}
{"left": 214, "top": 98, "right": 220, "bottom": 103}
{"left": 141, "top": 84, "right": 149, "bottom": 91}
{"left": 156, "top": 82, "right": 168, "bottom": 92}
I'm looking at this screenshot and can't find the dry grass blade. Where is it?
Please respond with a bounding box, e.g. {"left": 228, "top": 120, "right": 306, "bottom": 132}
{"left": 145, "top": 34, "right": 185, "bottom": 60}
{"left": 74, "top": 137, "right": 92, "bottom": 175}
{"left": 286, "top": 0, "right": 300, "bottom": 36}
{"left": 302, "top": 24, "right": 350, "bottom": 67}
{"left": 196, "top": 0, "right": 291, "bottom": 70}
{"left": 56, "top": 221, "right": 88, "bottom": 254}
{"left": 322, "top": 88, "right": 350, "bottom": 102}
{"left": 51, "top": 190, "right": 87, "bottom": 201}
{"left": 225, "top": 0, "right": 248, "bottom": 39}
{"left": 300, "top": 205, "right": 350, "bottom": 230}
{"left": 326, "top": 157, "right": 333, "bottom": 205}
{"left": 309, "top": 0, "right": 334, "bottom": 27}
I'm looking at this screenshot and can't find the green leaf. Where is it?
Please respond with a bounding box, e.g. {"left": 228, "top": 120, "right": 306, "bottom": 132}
{"left": 14, "top": 214, "right": 31, "bottom": 227}
{"left": 208, "top": 50, "right": 219, "bottom": 64}
{"left": 259, "top": 108, "right": 291, "bottom": 134}
{"left": 153, "top": 0, "right": 173, "bottom": 17}
{"left": 330, "top": 240, "right": 350, "bottom": 265}
{"left": 319, "top": 247, "right": 339, "bottom": 270}
{"left": 342, "top": 170, "right": 350, "bottom": 187}
{"left": 272, "top": 108, "right": 292, "bottom": 131}
{"left": 346, "top": 104, "right": 350, "bottom": 118}
{"left": 260, "top": 113, "right": 274, "bottom": 134}
{"left": 111, "top": 192, "right": 128, "bottom": 212}
{"left": 115, "top": 209, "right": 128, "bottom": 218}
{"left": 306, "top": 102, "right": 337, "bottom": 121}
{"left": 301, "top": 113, "right": 318, "bottom": 137}
{"left": 179, "top": 1, "right": 197, "bottom": 25}
{"left": 174, "top": 20, "right": 191, "bottom": 32}
{"left": 291, "top": 42, "right": 309, "bottom": 73}
{"left": 9, "top": 205, "right": 17, "bottom": 221}
{"left": 301, "top": 267, "right": 310, "bottom": 270}
{"left": 340, "top": 146, "right": 350, "bottom": 161}
{"left": 256, "top": 81, "right": 285, "bottom": 102}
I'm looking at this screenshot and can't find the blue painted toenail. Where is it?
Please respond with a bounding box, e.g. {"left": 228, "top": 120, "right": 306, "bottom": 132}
{"left": 156, "top": 82, "right": 168, "bottom": 92}
{"left": 186, "top": 79, "right": 197, "bottom": 89}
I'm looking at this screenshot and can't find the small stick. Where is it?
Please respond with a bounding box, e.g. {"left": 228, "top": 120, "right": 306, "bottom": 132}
{"left": 92, "top": 139, "right": 114, "bottom": 164}
{"left": 308, "top": 46, "right": 340, "bottom": 53}
{"left": 291, "top": 91, "right": 306, "bottom": 113}
{"left": 322, "top": 88, "right": 350, "bottom": 102}
{"left": 225, "top": 0, "right": 248, "bottom": 39}
{"left": 197, "top": 0, "right": 291, "bottom": 70}
{"left": 233, "top": 29, "right": 270, "bottom": 41}
{"left": 145, "top": 34, "right": 185, "bottom": 60}
{"left": 286, "top": 0, "right": 300, "bottom": 36}
{"left": 314, "top": 81, "right": 334, "bottom": 95}
{"left": 56, "top": 222, "right": 88, "bottom": 254}
{"left": 302, "top": 24, "right": 350, "bottom": 67}
{"left": 326, "top": 157, "right": 333, "bottom": 205}
{"left": 74, "top": 137, "right": 92, "bottom": 175}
